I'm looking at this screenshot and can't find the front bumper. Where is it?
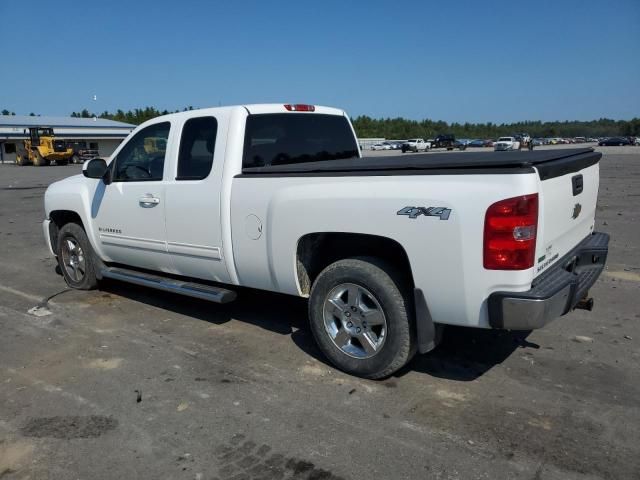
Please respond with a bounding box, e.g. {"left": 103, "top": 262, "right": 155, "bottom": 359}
{"left": 488, "top": 232, "right": 609, "bottom": 330}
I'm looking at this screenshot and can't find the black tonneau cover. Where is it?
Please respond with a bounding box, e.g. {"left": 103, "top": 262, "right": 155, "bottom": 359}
{"left": 241, "top": 148, "right": 601, "bottom": 180}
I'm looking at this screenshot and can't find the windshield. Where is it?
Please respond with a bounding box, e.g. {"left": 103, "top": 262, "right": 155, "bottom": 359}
{"left": 498, "top": 137, "right": 512, "bottom": 142}
{"left": 243, "top": 114, "right": 359, "bottom": 168}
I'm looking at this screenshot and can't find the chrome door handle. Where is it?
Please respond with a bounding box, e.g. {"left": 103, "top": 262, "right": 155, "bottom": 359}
{"left": 139, "top": 195, "right": 160, "bottom": 207}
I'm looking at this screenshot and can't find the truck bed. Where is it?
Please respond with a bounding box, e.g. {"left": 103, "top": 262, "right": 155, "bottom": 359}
{"left": 241, "top": 147, "right": 600, "bottom": 179}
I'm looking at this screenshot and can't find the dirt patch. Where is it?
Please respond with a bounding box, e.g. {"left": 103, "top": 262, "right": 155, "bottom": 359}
{"left": 213, "top": 434, "right": 345, "bottom": 479}
{"left": 300, "top": 364, "right": 330, "bottom": 377}
{"left": 21, "top": 415, "right": 117, "bottom": 439}
{"left": 0, "top": 441, "right": 34, "bottom": 474}
{"left": 405, "top": 398, "right": 636, "bottom": 478}
{"left": 605, "top": 270, "right": 640, "bottom": 282}
{"left": 86, "top": 358, "right": 123, "bottom": 370}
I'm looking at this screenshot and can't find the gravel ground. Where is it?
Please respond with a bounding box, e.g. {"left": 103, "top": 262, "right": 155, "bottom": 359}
{"left": 0, "top": 148, "right": 638, "bottom": 480}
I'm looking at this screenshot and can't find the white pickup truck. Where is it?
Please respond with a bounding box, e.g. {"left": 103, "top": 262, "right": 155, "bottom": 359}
{"left": 401, "top": 138, "right": 431, "bottom": 153}
{"left": 494, "top": 136, "right": 522, "bottom": 151}
{"left": 43, "top": 103, "right": 609, "bottom": 379}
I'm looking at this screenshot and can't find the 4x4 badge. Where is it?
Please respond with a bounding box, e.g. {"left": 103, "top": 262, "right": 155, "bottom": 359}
{"left": 572, "top": 203, "right": 582, "bottom": 220}
{"left": 397, "top": 206, "right": 452, "bottom": 220}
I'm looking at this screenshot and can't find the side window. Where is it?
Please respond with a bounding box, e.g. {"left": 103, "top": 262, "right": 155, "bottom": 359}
{"left": 176, "top": 116, "right": 217, "bottom": 180}
{"left": 113, "top": 122, "right": 170, "bottom": 182}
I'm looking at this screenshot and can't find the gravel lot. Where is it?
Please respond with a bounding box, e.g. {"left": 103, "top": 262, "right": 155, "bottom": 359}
{"left": 1, "top": 147, "right": 639, "bottom": 480}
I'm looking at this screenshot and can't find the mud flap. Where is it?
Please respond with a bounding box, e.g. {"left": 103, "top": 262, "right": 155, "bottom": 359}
{"left": 414, "top": 289, "right": 442, "bottom": 353}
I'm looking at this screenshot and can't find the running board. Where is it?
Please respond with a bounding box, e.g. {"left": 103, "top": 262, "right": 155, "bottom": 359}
{"left": 100, "top": 266, "right": 236, "bottom": 304}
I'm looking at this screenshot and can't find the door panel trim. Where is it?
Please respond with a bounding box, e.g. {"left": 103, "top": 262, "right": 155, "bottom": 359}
{"left": 100, "top": 232, "right": 167, "bottom": 252}
{"left": 167, "top": 241, "right": 222, "bottom": 260}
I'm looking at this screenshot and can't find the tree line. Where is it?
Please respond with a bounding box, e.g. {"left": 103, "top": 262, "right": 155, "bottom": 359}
{"left": 351, "top": 116, "right": 640, "bottom": 139}
{"left": 70, "top": 107, "right": 194, "bottom": 125}
{"left": 75, "top": 107, "right": 640, "bottom": 138}
{"left": 1, "top": 110, "right": 37, "bottom": 116}
{"left": 5, "top": 106, "right": 639, "bottom": 138}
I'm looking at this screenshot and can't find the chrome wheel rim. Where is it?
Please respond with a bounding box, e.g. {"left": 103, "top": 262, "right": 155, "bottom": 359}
{"left": 61, "top": 237, "right": 86, "bottom": 282}
{"left": 322, "top": 283, "right": 387, "bottom": 359}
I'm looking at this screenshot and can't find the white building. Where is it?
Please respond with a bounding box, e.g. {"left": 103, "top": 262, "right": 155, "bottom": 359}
{"left": 0, "top": 115, "right": 135, "bottom": 164}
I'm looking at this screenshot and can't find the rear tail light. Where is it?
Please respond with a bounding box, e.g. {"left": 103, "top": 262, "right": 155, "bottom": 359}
{"left": 484, "top": 194, "right": 538, "bottom": 270}
{"left": 284, "top": 104, "right": 315, "bottom": 112}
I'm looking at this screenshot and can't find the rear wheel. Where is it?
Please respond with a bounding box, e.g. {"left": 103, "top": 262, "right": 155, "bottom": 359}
{"left": 309, "top": 257, "right": 416, "bottom": 379}
{"left": 56, "top": 223, "right": 99, "bottom": 290}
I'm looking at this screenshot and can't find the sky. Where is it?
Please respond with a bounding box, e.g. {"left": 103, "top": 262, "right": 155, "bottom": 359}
{"left": 1, "top": 0, "right": 638, "bottom": 123}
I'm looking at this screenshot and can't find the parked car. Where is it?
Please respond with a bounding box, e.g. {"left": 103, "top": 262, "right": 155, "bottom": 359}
{"left": 453, "top": 140, "right": 467, "bottom": 150}
{"left": 532, "top": 138, "right": 545, "bottom": 146}
{"left": 494, "top": 136, "right": 521, "bottom": 151}
{"left": 65, "top": 141, "right": 101, "bottom": 164}
{"left": 467, "top": 139, "right": 487, "bottom": 148}
{"left": 371, "top": 142, "right": 392, "bottom": 150}
{"left": 431, "top": 134, "right": 456, "bottom": 150}
{"left": 401, "top": 138, "right": 431, "bottom": 153}
{"left": 598, "top": 137, "right": 631, "bottom": 146}
{"left": 42, "top": 103, "right": 609, "bottom": 379}
{"left": 515, "top": 133, "right": 531, "bottom": 146}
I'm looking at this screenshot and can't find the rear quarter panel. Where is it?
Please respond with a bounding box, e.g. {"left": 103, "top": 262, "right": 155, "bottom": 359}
{"left": 230, "top": 172, "right": 539, "bottom": 328}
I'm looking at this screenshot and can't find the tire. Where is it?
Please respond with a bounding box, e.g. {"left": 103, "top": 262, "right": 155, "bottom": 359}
{"left": 72, "top": 155, "right": 80, "bottom": 164}
{"left": 33, "top": 150, "right": 46, "bottom": 166}
{"left": 308, "top": 257, "right": 416, "bottom": 379}
{"left": 56, "top": 223, "right": 99, "bottom": 290}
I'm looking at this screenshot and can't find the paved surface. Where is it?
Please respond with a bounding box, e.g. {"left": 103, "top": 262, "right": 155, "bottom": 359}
{"left": 0, "top": 149, "right": 639, "bottom": 480}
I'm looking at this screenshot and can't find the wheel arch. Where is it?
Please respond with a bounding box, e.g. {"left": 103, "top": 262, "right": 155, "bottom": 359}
{"left": 296, "top": 232, "right": 439, "bottom": 354}
{"left": 49, "top": 210, "right": 84, "bottom": 253}
{"left": 295, "top": 232, "right": 415, "bottom": 297}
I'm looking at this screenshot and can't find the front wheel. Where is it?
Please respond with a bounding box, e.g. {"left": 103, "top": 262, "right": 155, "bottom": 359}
{"left": 33, "top": 150, "right": 47, "bottom": 166}
{"left": 309, "top": 257, "right": 416, "bottom": 379}
{"left": 56, "top": 223, "right": 99, "bottom": 290}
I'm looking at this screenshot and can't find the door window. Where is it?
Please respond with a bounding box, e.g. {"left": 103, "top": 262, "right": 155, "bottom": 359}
{"left": 176, "top": 117, "right": 217, "bottom": 180}
{"left": 112, "top": 122, "right": 170, "bottom": 181}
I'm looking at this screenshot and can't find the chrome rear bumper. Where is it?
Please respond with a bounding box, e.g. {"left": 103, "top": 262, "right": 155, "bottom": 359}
{"left": 488, "top": 232, "right": 609, "bottom": 330}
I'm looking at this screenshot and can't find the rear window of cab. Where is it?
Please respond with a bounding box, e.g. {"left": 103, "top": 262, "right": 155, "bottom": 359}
{"left": 242, "top": 114, "right": 359, "bottom": 168}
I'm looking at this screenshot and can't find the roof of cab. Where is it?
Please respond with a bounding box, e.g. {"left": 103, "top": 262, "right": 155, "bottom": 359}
{"left": 133, "top": 104, "right": 347, "bottom": 129}
{"left": 243, "top": 104, "right": 345, "bottom": 116}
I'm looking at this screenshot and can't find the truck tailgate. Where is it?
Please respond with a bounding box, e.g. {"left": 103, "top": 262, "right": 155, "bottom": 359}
{"left": 534, "top": 153, "right": 600, "bottom": 276}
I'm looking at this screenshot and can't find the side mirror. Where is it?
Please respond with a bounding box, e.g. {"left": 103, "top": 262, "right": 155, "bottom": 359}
{"left": 83, "top": 158, "right": 110, "bottom": 183}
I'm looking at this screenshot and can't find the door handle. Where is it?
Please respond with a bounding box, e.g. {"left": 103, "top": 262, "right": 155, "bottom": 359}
{"left": 139, "top": 194, "right": 160, "bottom": 207}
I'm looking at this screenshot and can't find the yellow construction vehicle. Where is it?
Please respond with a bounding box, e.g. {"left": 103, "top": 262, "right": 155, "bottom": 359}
{"left": 16, "top": 127, "right": 74, "bottom": 166}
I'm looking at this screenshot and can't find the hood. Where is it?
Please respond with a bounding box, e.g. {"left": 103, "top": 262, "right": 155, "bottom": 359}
{"left": 44, "top": 174, "right": 88, "bottom": 218}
